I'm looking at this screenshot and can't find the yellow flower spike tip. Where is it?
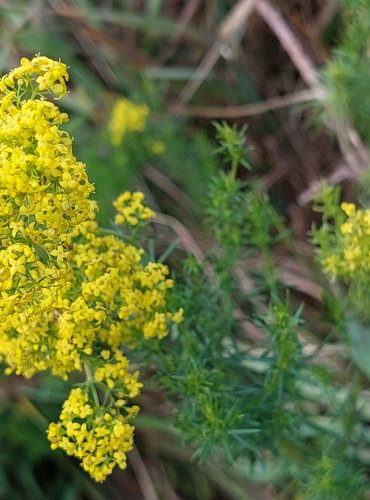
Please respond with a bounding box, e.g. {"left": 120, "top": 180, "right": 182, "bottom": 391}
{"left": 340, "top": 202, "right": 356, "bottom": 218}
{"left": 108, "top": 97, "right": 149, "bottom": 145}
{"left": 1, "top": 56, "right": 182, "bottom": 482}
{"left": 0, "top": 55, "right": 69, "bottom": 99}
{"left": 113, "top": 191, "right": 155, "bottom": 226}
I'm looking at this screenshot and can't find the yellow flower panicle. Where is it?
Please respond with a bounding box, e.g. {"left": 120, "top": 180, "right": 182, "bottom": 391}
{"left": 48, "top": 386, "right": 139, "bottom": 482}
{"left": 0, "top": 56, "right": 69, "bottom": 99}
{"left": 0, "top": 55, "right": 97, "bottom": 379}
{"left": 108, "top": 97, "right": 149, "bottom": 145}
{"left": 113, "top": 191, "right": 155, "bottom": 226}
{"left": 321, "top": 202, "right": 370, "bottom": 280}
{"left": 0, "top": 56, "right": 182, "bottom": 481}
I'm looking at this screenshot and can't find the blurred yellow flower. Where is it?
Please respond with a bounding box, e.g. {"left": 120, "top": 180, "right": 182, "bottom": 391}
{"left": 109, "top": 97, "right": 149, "bottom": 145}
{"left": 150, "top": 141, "right": 166, "bottom": 156}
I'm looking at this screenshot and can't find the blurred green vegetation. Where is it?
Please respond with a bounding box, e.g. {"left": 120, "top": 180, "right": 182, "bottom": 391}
{"left": 1, "top": 0, "right": 370, "bottom": 499}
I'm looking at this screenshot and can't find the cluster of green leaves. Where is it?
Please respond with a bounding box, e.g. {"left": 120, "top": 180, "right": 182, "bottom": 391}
{"left": 323, "top": 0, "right": 370, "bottom": 140}
{"left": 310, "top": 184, "right": 346, "bottom": 266}
{"left": 133, "top": 124, "right": 368, "bottom": 499}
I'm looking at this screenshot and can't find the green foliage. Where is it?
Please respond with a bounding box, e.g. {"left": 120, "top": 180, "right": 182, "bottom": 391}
{"left": 310, "top": 184, "right": 345, "bottom": 259}
{"left": 303, "top": 452, "right": 366, "bottom": 500}
{"left": 213, "top": 121, "right": 251, "bottom": 175}
{"left": 1, "top": 1, "right": 370, "bottom": 497}
{"left": 322, "top": 0, "right": 370, "bottom": 141}
{"left": 206, "top": 174, "right": 246, "bottom": 253}
{"left": 0, "top": 376, "right": 105, "bottom": 500}
{"left": 131, "top": 125, "right": 369, "bottom": 498}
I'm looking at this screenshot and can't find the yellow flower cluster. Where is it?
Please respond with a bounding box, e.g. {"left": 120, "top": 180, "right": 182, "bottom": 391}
{"left": 94, "top": 349, "right": 142, "bottom": 394}
{"left": 48, "top": 386, "right": 139, "bottom": 482}
{"left": 0, "top": 55, "right": 69, "bottom": 99}
{"left": 0, "top": 56, "right": 182, "bottom": 481}
{"left": 321, "top": 202, "right": 370, "bottom": 281}
{"left": 0, "top": 56, "right": 97, "bottom": 379}
{"left": 113, "top": 191, "right": 155, "bottom": 226}
{"left": 108, "top": 97, "right": 149, "bottom": 145}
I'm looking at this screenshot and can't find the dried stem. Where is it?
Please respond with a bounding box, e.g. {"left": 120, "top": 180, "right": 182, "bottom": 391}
{"left": 175, "top": 0, "right": 256, "bottom": 107}
{"left": 129, "top": 447, "right": 159, "bottom": 500}
{"left": 172, "top": 87, "right": 325, "bottom": 118}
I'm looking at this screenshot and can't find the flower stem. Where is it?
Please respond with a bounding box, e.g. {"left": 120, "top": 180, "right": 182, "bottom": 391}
{"left": 84, "top": 361, "right": 100, "bottom": 407}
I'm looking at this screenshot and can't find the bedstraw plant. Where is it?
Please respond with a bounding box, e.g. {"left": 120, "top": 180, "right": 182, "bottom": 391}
{"left": 0, "top": 56, "right": 181, "bottom": 482}
{"left": 1, "top": 56, "right": 370, "bottom": 498}
{"left": 132, "top": 122, "right": 368, "bottom": 498}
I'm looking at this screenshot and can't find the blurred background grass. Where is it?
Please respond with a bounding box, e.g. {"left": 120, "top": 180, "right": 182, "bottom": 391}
{"left": 0, "top": 1, "right": 370, "bottom": 498}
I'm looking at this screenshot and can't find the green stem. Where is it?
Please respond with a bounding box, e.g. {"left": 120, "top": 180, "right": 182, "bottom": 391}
{"left": 230, "top": 159, "right": 238, "bottom": 179}
{"left": 84, "top": 361, "right": 100, "bottom": 407}
{"left": 261, "top": 246, "right": 278, "bottom": 294}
